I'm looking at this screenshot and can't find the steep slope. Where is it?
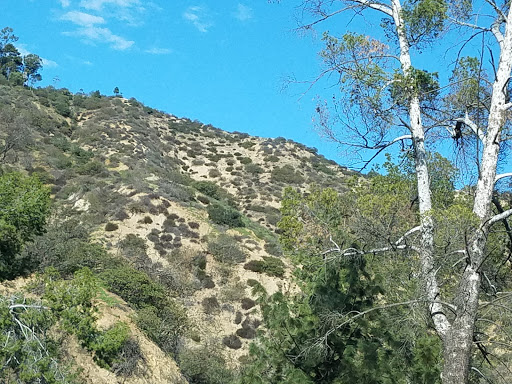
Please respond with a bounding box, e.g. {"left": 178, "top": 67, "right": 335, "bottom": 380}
{"left": 0, "top": 84, "right": 356, "bottom": 381}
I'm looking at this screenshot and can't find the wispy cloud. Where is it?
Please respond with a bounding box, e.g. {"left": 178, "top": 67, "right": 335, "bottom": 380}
{"left": 145, "top": 47, "right": 172, "bottom": 55}
{"left": 61, "top": 11, "right": 105, "bottom": 26}
{"left": 79, "top": 0, "right": 145, "bottom": 25}
{"left": 59, "top": 0, "right": 71, "bottom": 7}
{"left": 234, "top": 4, "right": 253, "bottom": 21}
{"left": 64, "top": 26, "right": 134, "bottom": 50}
{"left": 18, "top": 45, "right": 59, "bottom": 68}
{"left": 79, "top": 0, "right": 141, "bottom": 12}
{"left": 183, "top": 6, "right": 213, "bottom": 33}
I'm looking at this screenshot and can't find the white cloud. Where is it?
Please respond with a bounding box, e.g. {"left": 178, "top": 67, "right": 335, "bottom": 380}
{"left": 65, "top": 26, "right": 134, "bottom": 50}
{"left": 42, "top": 58, "right": 59, "bottom": 68}
{"left": 78, "top": 0, "right": 145, "bottom": 26}
{"left": 183, "top": 6, "right": 213, "bottom": 33}
{"left": 234, "top": 4, "right": 253, "bottom": 21}
{"left": 145, "top": 47, "right": 172, "bottom": 55}
{"left": 79, "top": 0, "right": 141, "bottom": 11}
{"left": 60, "top": 0, "right": 71, "bottom": 7}
{"left": 17, "top": 45, "right": 59, "bottom": 68}
{"left": 61, "top": 11, "right": 105, "bottom": 26}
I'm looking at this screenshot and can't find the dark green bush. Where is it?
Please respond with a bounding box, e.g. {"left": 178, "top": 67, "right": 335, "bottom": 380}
{"left": 245, "top": 163, "right": 264, "bottom": 175}
{"left": 136, "top": 304, "right": 188, "bottom": 356}
{"left": 179, "top": 343, "right": 234, "bottom": 384}
{"left": 238, "top": 157, "right": 252, "bottom": 164}
{"left": 207, "top": 203, "right": 244, "bottom": 228}
{"left": 241, "top": 297, "right": 256, "bottom": 310}
{"left": 271, "top": 165, "right": 305, "bottom": 184}
{"left": 222, "top": 334, "right": 242, "bottom": 350}
{"left": 105, "top": 222, "right": 119, "bottom": 231}
{"left": 91, "top": 322, "right": 131, "bottom": 369}
{"left": 207, "top": 234, "right": 246, "bottom": 264}
{"left": 240, "top": 141, "right": 256, "bottom": 149}
{"left": 236, "top": 327, "right": 256, "bottom": 339}
{"left": 192, "top": 180, "right": 223, "bottom": 200}
{"left": 99, "top": 265, "right": 166, "bottom": 309}
{"left": 209, "top": 168, "right": 221, "bottom": 178}
{"left": 243, "top": 256, "right": 285, "bottom": 277}
{"left": 202, "top": 296, "right": 220, "bottom": 314}
{"left": 77, "top": 160, "right": 106, "bottom": 176}
{"left": 118, "top": 234, "right": 147, "bottom": 259}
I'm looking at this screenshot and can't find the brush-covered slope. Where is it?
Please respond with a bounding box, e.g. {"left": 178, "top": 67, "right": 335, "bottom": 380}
{"left": 0, "top": 84, "right": 356, "bottom": 383}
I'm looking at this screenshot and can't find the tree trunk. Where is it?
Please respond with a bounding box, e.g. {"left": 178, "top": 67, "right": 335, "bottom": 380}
{"left": 442, "top": 5, "right": 512, "bottom": 383}
{"left": 390, "top": 0, "right": 451, "bottom": 339}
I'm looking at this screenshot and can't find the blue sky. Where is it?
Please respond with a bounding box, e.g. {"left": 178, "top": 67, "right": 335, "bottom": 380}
{"left": 3, "top": 1, "right": 346, "bottom": 161}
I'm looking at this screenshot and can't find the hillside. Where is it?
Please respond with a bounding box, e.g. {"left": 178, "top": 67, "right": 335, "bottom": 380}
{"left": 0, "top": 84, "right": 356, "bottom": 383}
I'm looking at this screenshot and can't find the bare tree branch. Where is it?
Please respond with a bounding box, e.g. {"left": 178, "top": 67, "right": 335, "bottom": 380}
{"left": 495, "top": 172, "right": 512, "bottom": 182}
{"left": 488, "top": 208, "right": 512, "bottom": 227}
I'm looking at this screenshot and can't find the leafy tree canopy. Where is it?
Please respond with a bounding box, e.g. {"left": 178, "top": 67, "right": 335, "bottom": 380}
{"left": 0, "top": 172, "right": 50, "bottom": 279}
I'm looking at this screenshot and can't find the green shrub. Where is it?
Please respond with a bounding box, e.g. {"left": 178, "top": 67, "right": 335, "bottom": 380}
{"left": 240, "top": 141, "right": 256, "bottom": 149}
{"left": 243, "top": 256, "right": 285, "bottom": 277}
{"left": 136, "top": 304, "right": 188, "bottom": 356}
{"left": 192, "top": 180, "right": 223, "bottom": 200}
{"left": 179, "top": 343, "right": 234, "bottom": 384}
{"left": 202, "top": 296, "right": 220, "bottom": 314}
{"left": 209, "top": 168, "right": 221, "bottom": 178}
{"left": 238, "top": 156, "right": 252, "bottom": 164}
{"left": 245, "top": 163, "right": 264, "bottom": 175}
{"left": 222, "top": 334, "right": 242, "bottom": 350}
{"left": 91, "top": 322, "right": 131, "bottom": 369}
{"left": 0, "top": 172, "right": 51, "bottom": 279}
{"left": 236, "top": 326, "right": 256, "bottom": 339}
{"left": 207, "top": 203, "right": 244, "bottom": 228}
{"left": 118, "top": 234, "right": 147, "bottom": 259}
{"left": 271, "top": 165, "right": 305, "bottom": 184}
{"left": 54, "top": 99, "right": 71, "bottom": 117}
{"left": 99, "top": 265, "right": 166, "bottom": 309}
{"left": 207, "top": 234, "right": 247, "bottom": 264}
{"left": 264, "top": 155, "right": 279, "bottom": 163}
{"left": 105, "top": 222, "right": 119, "bottom": 231}
{"left": 264, "top": 239, "right": 283, "bottom": 257}
{"left": 77, "top": 160, "right": 106, "bottom": 176}
{"left": 241, "top": 297, "right": 256, "bottom": 310}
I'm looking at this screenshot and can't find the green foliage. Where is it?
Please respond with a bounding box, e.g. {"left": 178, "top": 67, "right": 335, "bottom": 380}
{"left": 271, "top": 164, "right": 305, "bottom": 184}
{"left": 244, "top": 186, "right": 440, "bottom": 383}
{"left": 0, "top": 294, "right": 79, "bottom": 383}
{"left": 243, "top": 256, "right": 285, "bottom": 277}
{"left": 192, "top": 180, "right": 234, "bottom": 204}
{"left": 99, "top": 265, "right": 166, "bottom": 309}
{"left": 208, "top": 203, "right": 245, "bottom": 227}
{"left": 401, "top": 0, "right": 448, "bottom": 46}
{"left": 105, "top": 222, "right": 119, "bottom": 231}
{"left": 448, "top": 56, "right": 489, "bottom": 115}
{"left": 244, "top": 162, "right": 264, "bottom": 175}
{"left": 0, "top": 27, "right": 43, "bottom": 86}
{"left": 22, "top": 219, "right": 117, "bottom": 277}
{"left": 179, "top": 342, "right": 235, "bottom": 384}
{"left": 0, "top": 172, "right": 51, "bottom": 279}
{"left": 238, "top": 156, "right": 252, "bottom": 164}
{"left": 390, "top": 67, "right": 440, "bottom": 107}
{"left": 320, "top": 32, "right": 389, "bottom": 123}
{"left": 411, "top": 335, "right": 442, "bottom": 383}
{"left": 90, "top": 322, "right": 130, "bottom": 369}
{"left": 208, "top": 234, "right": 247, "bottom": 264}
{"left": 41, "top": 268, "right": 136, "bottom": 372}
{"left": 76, "top": 160, "right": 106, "bottom": 175}
{"left": 136, "top": 304, "right": 188, "bottom": 356}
